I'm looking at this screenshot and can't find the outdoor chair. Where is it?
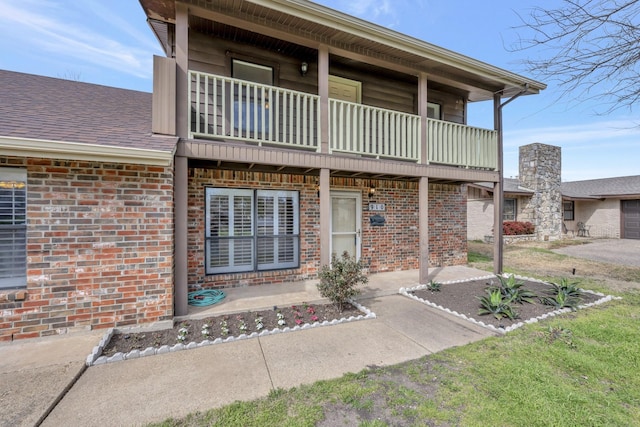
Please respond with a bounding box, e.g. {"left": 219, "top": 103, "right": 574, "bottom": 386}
{"left": 562, "top": 222, "right": 575, "bottom": 238}
{"left": 577, "top": 221, "right": 591, "bottom": 237}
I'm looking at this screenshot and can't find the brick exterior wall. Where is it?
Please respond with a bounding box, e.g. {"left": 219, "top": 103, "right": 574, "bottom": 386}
{"left": 429, "top": 183, "right": 468, "bottom": 267}
{"left": 0, "top": 157, "right": 174, "bottom": 341}
{"left": 187, "top": 169, "right": 320, "bottom": 289}
{"left": 188, "top": 169, "right": 467, "bottom": 288}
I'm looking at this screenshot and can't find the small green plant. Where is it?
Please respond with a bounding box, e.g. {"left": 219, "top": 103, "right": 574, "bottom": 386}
{"left": 541, "top": 291, "right": 581, "bottom": 311}
{"left": 495, "top": 274, "right": 537, "bottom": 304}
{"left": 539, "top": 326, "right": 576, "bottom": 349}
{"left": 317, "top": 251, "right": 368, "bottom": 312}
{"left": 254, "top": 315, "right": 264, "bottom": 331}
{"left": 276, "top": 311, "right": 286, "bottom": 326}
{"left": 237, "top": 315, "right": 247, "bottom": 333}
{"left": 426, "top": 280, "right": 441, "bottom": 292}
{"left": 220, "top": 317, "right": 229, "bottom": 336}
{"left": 542, "top": 277, "right": 583, "bottom": 310}
{"left": 548, "top": 278, "right": 583, "bottom": 298}
{"left": 478, "top": 288, "right": 518, "bottom": 320}
{"left": 177, "top": 327, "right": 189, "bottom": 343}
{"left": 201, "top": 323, "right": 211, "bottom": 339}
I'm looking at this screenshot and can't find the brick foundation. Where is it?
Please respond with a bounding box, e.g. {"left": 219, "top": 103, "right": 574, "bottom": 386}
{"left": 0, "top": 157, "right": 174, "bottom": 341}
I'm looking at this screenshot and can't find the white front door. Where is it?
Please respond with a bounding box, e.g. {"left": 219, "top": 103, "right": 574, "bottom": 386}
{"left": 331, "top": 191, "right": 362, "bottom": 260}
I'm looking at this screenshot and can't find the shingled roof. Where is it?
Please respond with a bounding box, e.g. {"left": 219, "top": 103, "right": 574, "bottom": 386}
{"left": 0, "top": 69, "right": 176, "bottom": 156}
{"left": 561, "top": 175, "right": 640, "bottom": 199}
{"left": 472, "top": 175, "right": 640, "bottom": 200}
{"left": 470, "top": 178, "right": 534, "bottom": 195}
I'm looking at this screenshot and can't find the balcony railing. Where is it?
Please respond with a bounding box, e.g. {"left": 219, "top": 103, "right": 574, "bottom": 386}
{"left": 189, "top": 72, "right": 320, "bottom": 150}
{"left": 329, "top": 99, "right": 420, "bottom": 161}
{"left": 188, "top": 70, "right": 498, "bottom": 169}
{"left": 427, "top": 119, "right": 498, "bottom": 169}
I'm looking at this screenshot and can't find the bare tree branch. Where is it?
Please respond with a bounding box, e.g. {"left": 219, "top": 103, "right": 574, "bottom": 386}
{"left": 511, "top": 0, "right": 640, "bottom": 114}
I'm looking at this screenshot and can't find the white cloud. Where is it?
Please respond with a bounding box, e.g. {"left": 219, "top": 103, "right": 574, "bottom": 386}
{"left": 343, "top": 0, "right": 400, "bottom": 27}
{"left": 0, "top": 0, "right": 158, "bottom": 79}
{"left": 502, "top": 118, "right": 640, "bottom": 181}
{"left": 504, "top": 119, "right": 640, "bottom": 149}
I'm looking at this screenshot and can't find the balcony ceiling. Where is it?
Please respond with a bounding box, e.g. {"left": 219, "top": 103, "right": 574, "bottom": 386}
{"left": 140, "top": 0, "right": 545, "bottom": 102}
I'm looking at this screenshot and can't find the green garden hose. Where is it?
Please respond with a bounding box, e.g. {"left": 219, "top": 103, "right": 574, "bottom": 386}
{"left": 187, "top": 289, "right": 226, "bottom": 306}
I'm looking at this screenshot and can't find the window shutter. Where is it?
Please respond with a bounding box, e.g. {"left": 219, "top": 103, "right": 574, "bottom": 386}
{"left": 0, "top": 170, "right": 27, "bottom": 289}
{"left": 205, "top": 189, "right": 254, "bottom": 274}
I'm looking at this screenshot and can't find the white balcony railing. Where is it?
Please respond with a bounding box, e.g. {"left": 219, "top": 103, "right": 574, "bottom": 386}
{"left": 329, "top": 99, "right": 420, "bottom": 162}
{"left": 189, "top": 72, "right": 320, "bottom": 150}
{"left": 188, "top": 70, "right": 498, "bottom": 169}
{"left": 427, "top": 119, "right": 498, "bottom": 169}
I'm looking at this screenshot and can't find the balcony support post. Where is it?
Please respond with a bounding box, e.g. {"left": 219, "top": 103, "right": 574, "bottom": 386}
{"left": 493, "top": 93, "right": 504, "bottom": 274}
{"left": 174, "top": 155, "right": 189, "bottom": 316}
{"left": 319, "top": 168, "right": 331, "bottom": 267}
{"left": 419, "top": 176, "right": 430, "bottom": 284}
{"left": 418, "top": 72, "right": 428, "bottom": 164}
{"left": 318, "top": 45, "right": 330, "bottom": 154}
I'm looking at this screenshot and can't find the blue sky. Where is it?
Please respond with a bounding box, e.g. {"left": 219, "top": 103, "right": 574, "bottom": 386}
{"left": 1, "top": 0, "right": 638, "bottom": 181}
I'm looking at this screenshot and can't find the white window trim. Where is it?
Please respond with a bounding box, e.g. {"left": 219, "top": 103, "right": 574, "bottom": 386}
{"left": 503, "top": 198, "right": 517, "bottom": 221}
{"left": 205, "top": 188, "right": 299, "bottom": 274}
{"left": 0, "top": 167, "right": 27, "bottom": 289}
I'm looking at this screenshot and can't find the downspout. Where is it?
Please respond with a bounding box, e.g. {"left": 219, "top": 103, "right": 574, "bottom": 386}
{"left": 493, "top": 83, "right": 529, "bottom": 274}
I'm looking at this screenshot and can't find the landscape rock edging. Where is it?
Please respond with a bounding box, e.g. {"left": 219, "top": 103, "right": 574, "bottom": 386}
{"left": 399, "top": 274, "right": 618, "bottom": 334}
{"left": 86, "top": 300, "right": 375, "bottom": 366}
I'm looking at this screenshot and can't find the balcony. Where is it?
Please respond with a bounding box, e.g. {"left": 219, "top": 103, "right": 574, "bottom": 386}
{"left": 189, "top": 71, "right": 498, "bottom": 170}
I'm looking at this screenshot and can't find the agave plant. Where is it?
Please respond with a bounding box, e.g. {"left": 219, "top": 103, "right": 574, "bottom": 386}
{"left": 478, "top": 288, "right": 518, "bottom": 320}
{"left": 426, "top": 280, "right": 441, "bottom": 292}
{"left": 495, "top": 274, "right": 537, "bottom": 304}
{"left": 541, "top": 291, "right": 581, "bottom": 311}
{"left": 548, "top": 278, "right": 583, "bottom": 299}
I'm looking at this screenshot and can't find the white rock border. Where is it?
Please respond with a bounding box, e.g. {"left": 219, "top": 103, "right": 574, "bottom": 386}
{"left": 399, "top": 274, "right": 620, "bottom": 335}
{"left": 87, "top": 299, "right": 376, "bottom": 366}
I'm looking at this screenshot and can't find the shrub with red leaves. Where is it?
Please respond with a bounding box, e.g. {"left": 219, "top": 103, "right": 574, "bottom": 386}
{"left": 503, "top": 221, "right": 535, "bottom": 236}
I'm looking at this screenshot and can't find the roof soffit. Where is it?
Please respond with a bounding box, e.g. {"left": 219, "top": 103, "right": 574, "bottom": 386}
{"left": 140, "top": 0, "right": 545, "bottom": 100}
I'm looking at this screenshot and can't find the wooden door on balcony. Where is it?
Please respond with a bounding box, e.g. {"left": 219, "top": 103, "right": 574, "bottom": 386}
{"left": 330, "top": 191, "right": 362, "bottom": 260}
{"left": 329, "top": 75, "right": 361, "bottom": 103}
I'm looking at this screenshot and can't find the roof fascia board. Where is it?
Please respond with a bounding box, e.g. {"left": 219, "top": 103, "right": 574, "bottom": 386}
{"left": 245, "top": 0, "right": 546, "bottom": 93}
{"left": 0, "top": 136, "right": 175, "bottom": 166}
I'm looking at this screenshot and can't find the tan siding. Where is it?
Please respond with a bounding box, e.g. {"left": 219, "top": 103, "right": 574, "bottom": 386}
{"left": 573, "top": 199, "right": 621, "bottom": 238}
{"left": 152, "top": 56, "right": 176, "bottom": 135}
{"left": 467, "top": 186, "right": 494, "bottom": 240}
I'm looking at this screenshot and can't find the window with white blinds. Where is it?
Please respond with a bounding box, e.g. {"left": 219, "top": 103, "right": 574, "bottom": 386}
{"left": 0, "top": 168, "right": 27, "bottom": 289}
{"left": 205, "top": 188, "right": 299, "bottom": 274}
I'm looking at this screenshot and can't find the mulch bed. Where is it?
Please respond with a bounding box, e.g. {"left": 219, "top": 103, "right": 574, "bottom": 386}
{"left": 102, "top": 302, "right": 362, "bottom": 357}
{"left": 102, "top": 277, "right": 604, "bottom": 358}
{"left": 410, "top": 277, "right": 601, "bottom": 330}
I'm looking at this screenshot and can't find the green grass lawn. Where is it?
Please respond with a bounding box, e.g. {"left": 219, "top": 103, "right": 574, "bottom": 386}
{"left": 152, "top": 249, "right": 640, "bottom": 426}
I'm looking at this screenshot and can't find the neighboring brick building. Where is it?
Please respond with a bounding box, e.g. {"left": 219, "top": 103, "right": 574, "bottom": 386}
{"left": 1, "top": 0, "right": 545, "bottom": 340}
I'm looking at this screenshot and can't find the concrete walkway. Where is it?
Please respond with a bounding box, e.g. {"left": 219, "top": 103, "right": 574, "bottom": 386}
{"left": 0, "top": 266, "right": 496, "bottom": 427}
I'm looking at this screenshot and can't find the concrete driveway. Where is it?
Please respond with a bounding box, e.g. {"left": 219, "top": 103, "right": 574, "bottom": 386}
{"left": 553, "top": 239, "right": 640, "bottom": 267}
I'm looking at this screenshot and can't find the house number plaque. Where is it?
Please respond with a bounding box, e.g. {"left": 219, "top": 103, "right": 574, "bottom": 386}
{"left": 368, "top": 203, "right": 385, "bottom": 212}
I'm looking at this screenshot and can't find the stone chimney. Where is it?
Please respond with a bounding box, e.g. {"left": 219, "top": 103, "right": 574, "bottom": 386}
{"left": 518, "top": 143, "right": 562, "bottom": 240}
